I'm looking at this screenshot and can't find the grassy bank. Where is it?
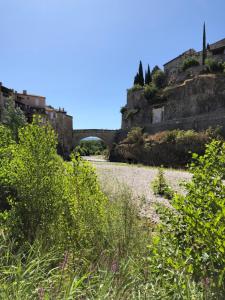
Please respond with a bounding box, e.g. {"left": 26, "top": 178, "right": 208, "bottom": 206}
{"left": 1, "top": 121, "right": 225, "bottom": 299}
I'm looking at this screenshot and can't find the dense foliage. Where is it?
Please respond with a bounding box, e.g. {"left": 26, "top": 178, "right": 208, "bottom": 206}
{"left": 152, "top": 70, "right": 167, "bottom": 88}
{"left": 145, "top": 64, "right": 152, "bottom": 85}
{"left": 205, "top": 58, "right": 225, "bottom": 73}
{"left": 144, "top": 83, "right": 159, "bottom": 101}
{"left": 133, "top": 62, "right": 154, "bottom": 87}
{"left": 1, "top": 119, "right": 225, "bottom": 298}
{"left": 75, "top": 139, "right": 107, "bottom": 156}
{"left": 1, "top": 97, "right": 27, "bottom": 139}
{"left": 182, "top": 57, "right": 200, "bottom": 71}
{"left": 151, "top": 140, "right": 225, "bottom": 298}
{"left": 134, "top": 61, "right": 145, "bottom": 86}
{"left": 110, "top": 127, "right": 222, "bottom": 167}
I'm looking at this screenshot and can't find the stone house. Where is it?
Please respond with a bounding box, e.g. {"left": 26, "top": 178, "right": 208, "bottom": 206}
{"left": 164, "top": 38, "right": 225, "bottom": 84}
{"left": 0, "top": 82, "right": 73, "bottom": 154}
{"left": 45, "top": 106, "right": 73, "bottom": 155}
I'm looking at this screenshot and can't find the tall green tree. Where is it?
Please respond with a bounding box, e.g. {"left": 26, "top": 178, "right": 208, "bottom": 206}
{"left": 151, "top": 65, "right": 160, "bottom": 76}
{"left": 2, "top": 97, "right": 26, "bottom": 140}
{"left": 133, "top": 72, "right": 139, "bottom": 85}
{"left": 138, "top": 61, "right": 144, "bottom": 86}
{"left": 145, "top": 65, "right": 152, "bottom": 85}
{"left": 202, "top": 22, "right": 207, "bottom": 65}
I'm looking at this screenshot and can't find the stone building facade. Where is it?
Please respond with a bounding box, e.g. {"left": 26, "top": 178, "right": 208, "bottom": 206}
{"left": 0, "top": 82, "right": 73, "bottom": 155}
{"left": 164, "top": 38, "right": 225, "bottom": 84}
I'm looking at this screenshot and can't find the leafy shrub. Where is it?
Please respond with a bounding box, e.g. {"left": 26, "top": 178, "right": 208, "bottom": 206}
{"left": 152, "top": 140, "right": 225, "bottom": 296}
{"left": 182, "top": 57, "right": 200, "bottom": 71}
{"left": 75, "top": 139, "right": 106, "bottom": 156}
{"left": 2, "top": 97, "right": 27, "bottom": 139}
{"left": 128, "top": 84, "right": 143, "bottom": 92}
{"left": 124, "top": 108, "right": 139, "bottom": 120}
{"left": 120, "top": 106, "right": 127, "bottom": 114}
{"left": 151, "top": 168, "right": 174, "bottom": 199}
{"left": 144, "top": 84, "right": 158, "bottom": 101}
{"left": 205, "top": 58, "right": 224, "bottom": 73}
{"left": 0, "top": 120, "right": 108, "bottom": 253}
{"left": 152, "top": 70, "right": 166, "bottom": 88}
{"left": 124, "top": 127, "right": 144, "bottom": 145}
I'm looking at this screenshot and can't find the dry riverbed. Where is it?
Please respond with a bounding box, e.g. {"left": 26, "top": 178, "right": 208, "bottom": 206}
{"left": 86, "top": 158, "right": 192, "bottom": 222}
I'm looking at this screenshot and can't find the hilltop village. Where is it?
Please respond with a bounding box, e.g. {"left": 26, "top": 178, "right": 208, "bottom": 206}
{"left": 121, "top": 37, "right": 225, "bottom": 134}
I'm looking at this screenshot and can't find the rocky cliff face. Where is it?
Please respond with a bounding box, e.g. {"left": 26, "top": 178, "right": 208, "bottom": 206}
{"left": 121, "top": 74, "right": 225, "bottom": 134}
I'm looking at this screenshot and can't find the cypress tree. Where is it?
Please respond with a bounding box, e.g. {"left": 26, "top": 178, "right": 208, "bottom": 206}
{"left": 145, "top": 65, "right": 152, "bottom": 85}
{"left": 138, "top": 61, "right": 144, "bottom": 86}
{"left": 134, "top": 73, "right": 139, "bottom": 85}
{"left": 202, "top": 22, "right": 207, "bottom": 65}
{"left": 144, "top": 71, "right": 148, "bottom": 85}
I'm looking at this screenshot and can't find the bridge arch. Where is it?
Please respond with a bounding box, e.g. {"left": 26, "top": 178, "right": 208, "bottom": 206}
{"left": 72, "top": 129, "right": 118, "bottom": 149}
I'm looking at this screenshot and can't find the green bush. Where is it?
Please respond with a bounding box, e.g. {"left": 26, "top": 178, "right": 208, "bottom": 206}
{"left": 152, "top": 140, "right": 225, "bottom": 296}
{"left": 182, "top": 57, "right": 200, "bottom": 71}
{"left": 128, "top": 84, "right": 143, "bottom": 92}
{"left": 120, "top": 106, "right": 127, "bottom": 114}
{"left": 2, "top": 118, "right": 225, "bottom": 298}
{"left": 75, "top": 139, "right": 106, "bottom": 156}
{"left": 205, "top": 58, "right": 224, "bottom": 73}
{"left": 124, "top": 127, "right": 144, "bottom": 145}
{"left": 144, "top": 84, "right": 158, "bottom": 101}
{"left": 2, "top": 97, "right": 27, "bottom": 140}
{"left": 0, "top": 120, "right": 108, "bottom": 253}
{"left": 124, "top": 108, "right": 139, "bottom": 120}
{"left": 151, "top": 168, "right": 174, "bottom": 199}
{"left": 152, "top": 70, "right": 166, "bottom": 88}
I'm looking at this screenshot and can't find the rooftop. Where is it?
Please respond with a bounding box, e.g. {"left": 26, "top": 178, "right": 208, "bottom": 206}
{"left": 163, "top": 37, "right": 225, "bottom": 66}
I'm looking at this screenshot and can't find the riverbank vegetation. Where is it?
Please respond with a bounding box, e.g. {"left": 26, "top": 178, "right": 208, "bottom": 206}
{"left": 75, "top": 139, "right": 107, "bottom": 156}
{"left": 110, "top": 126, "right": 223, "bottom": 168}
{"left": 1, "top": 119, "right": 225, "bottom": 298}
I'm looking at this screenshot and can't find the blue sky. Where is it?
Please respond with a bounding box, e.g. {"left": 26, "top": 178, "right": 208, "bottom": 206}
{"left": 0, "top": 0, "right": 224, "bottom": 129}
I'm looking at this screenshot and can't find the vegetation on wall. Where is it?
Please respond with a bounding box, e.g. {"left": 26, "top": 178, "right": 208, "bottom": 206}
{"left": 182, "top": 57, "right": 200, "bottom": 71}
{"left": 151, "top": 65, "right": 160, "bottom": 76}
{"left": 144, "top": 83, "right": 159, "bottom": 102}
{"left": 152, "top": 70, "right": 167, "bottom": 88}
{"left": 205, "top": 58, "right": 225, "bottom": 73}
{"left": 120, "top": 105, "right": 128, "bottom": 114}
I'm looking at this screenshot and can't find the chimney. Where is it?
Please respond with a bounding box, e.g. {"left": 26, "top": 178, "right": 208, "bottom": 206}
{"left": 23, "top": 90, "right": 27, "bottom": 95}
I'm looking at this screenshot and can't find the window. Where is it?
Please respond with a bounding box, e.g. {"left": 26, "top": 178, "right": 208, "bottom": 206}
{"left": 152, "top": 106, "right": 164, "bottom": 124}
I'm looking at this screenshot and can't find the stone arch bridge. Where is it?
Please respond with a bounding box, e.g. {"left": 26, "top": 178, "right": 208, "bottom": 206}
{"left": 72, "top": 129, "right": 119, "bottom": 149}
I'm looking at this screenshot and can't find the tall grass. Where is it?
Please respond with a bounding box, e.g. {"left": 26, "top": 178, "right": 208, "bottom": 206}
{"left": 1, "top": 122, "right": 225, "bottom": 299}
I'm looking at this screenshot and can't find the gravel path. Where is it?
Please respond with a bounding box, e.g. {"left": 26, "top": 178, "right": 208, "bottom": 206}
{"left": 91, "top": 161, "right": 192, "bottom": 221}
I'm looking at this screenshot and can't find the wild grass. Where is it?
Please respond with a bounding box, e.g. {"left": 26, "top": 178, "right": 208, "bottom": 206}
{"left": 1, "top": 121, "right": 225, "bottom": 299}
